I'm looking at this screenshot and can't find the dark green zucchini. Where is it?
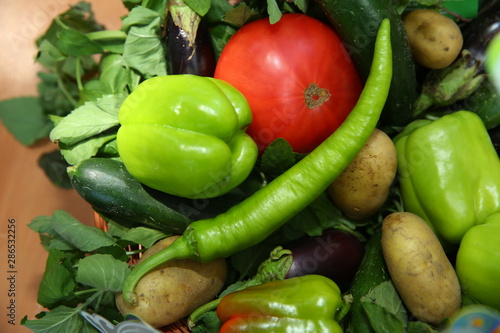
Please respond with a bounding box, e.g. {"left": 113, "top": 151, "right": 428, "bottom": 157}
{"left": 344, "top": 229, "right": 391, "bottom": 333}
{"left": 313, "top": 0, "right": 417, "bottom": 127}
{"left": 68, "top": 158, "right": 257, "bottom": 233}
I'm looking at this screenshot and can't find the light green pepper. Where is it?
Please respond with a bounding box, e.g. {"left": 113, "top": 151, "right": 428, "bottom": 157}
{"left": 456, "top": 212, "right": 500, "bottom": 310}
{"left": 394, "top": 111, "right": 500, "bottom": 244}
{"left": 117, "top": 74, "right": 258, "bottom": 199}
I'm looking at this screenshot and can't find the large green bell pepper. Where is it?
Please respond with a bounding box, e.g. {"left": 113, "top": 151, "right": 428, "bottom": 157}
{"left": 394, "top": 111, "right": 500, "bottom": 244}
{"left": 117, "top": 74, "right": 258, "bottom": 199}
{"left": 216, "top": 275, "right": 343, "bottom": 333}
{"left": 456, "top": 212, "right": 500, "bottom": 310}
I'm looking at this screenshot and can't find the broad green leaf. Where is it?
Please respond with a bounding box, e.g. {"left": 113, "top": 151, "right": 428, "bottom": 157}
{"left": 28, "top": 215, "right": 54, "bottom": 234}
{"left": 86, "top": 30, "right": 127, "bottom": 54}
{"left": 76, "top": 254, "right": 130, "bottom": 292}
{"left": 361, "top": 281, "right": 408, "bottom": 332}
{"left": 121, "top": 227, "right": 169, "bottom": 248}
{"left": 60, "top": 133, "right": 116, "bottom": 165}
{"left": 293, "top": 0, "right": 308, "bottom": 12}
{"left": 37, "top": 72, "right": 78, "bottom": 117}
{"left": 56, "top": 29, "right": 104, "bottom": 56}
{"left": 36, "top": 39, "right": 67, "bottom": 70}
{"left": 260, "top": 138, "right": 298, "bottom": 179}
{"left": 223, "top": 2, "right": 258, "bottom": 27}
{"left": 121, "top": 7, "right": 167, "bottom": 78}
{"left": 51, "top": 210, "right": 117, "bottom": 252}
{"left": 37, "top": 250, "right": 77, "bottom": 309}
{"left": 49, "top": 93, "right": 125, "bottom": 145}
{"left": 0, "top": 97, "right": 53, "bottom": 146}
{"left": 22, "top": 305, "right": 84, "bottom": 333}
{"left": 267, "top": 0, "right": 282, "bottom": 24}
{"left": 184, "top": 0, "right": 211, "bottom": 16}
{"left": 98, "top": 54, "right": 131, "bottom": 94}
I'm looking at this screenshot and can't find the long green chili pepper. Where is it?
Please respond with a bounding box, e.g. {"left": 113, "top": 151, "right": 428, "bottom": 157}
{"left": 122, "top": 18, "right": 393, "bottom": 306}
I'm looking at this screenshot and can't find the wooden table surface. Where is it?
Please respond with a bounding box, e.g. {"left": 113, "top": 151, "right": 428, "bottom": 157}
{"left": 0, "top": 1, "right": 128, "bottom": 332}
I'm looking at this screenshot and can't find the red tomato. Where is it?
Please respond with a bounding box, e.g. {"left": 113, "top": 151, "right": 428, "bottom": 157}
{"left": 214, "top": 13, "right": 363, "bottom": 154}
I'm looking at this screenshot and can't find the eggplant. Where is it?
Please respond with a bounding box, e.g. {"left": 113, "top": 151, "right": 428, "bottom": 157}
{"left": 462, "top": 0, "right": 500, "bottom": 72}
{"left": 284, "top": 229, "right": 365, "bottom": 291}
{"left": 165, "top": 14, "right": 216, "bottom": 76}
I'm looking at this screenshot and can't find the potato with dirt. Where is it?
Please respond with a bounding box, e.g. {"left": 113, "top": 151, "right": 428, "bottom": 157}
{"left": 327, "top": 128, "right": 397, "bottom": 220}
{"left": 115, "top": 236, "right": 228, "bottom": 328}
{"left": 381, "top": 212, "right": 461, "bottom": 325}
{"left": 404, "top": 9, "right": 463, "bottom": 69}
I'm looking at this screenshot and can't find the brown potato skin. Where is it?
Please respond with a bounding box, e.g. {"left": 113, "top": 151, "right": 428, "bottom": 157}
{"left": 328, "top": 129, "right": 397, "bottom": 220}
{"left": 381, "top": 212, "right": 461, "bottom": 325}
{"left": 403, "top": 9, "right": 463, "bottom": 69}
{"left": 115, "top": 236, "right": 227, "bottom": 328}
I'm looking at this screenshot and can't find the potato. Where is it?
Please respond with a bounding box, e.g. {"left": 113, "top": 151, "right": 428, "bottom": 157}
{"left": 381, "top": 212, "right": 461, "bottom": 325}
{"left": 327, "top": 129, "right": 397, "bottom": 220}
{"left": 404, "top": 9, "right": 463, "bottom": 69}
{"left": 115, "top": 236, "right": 227, "bottom": 328}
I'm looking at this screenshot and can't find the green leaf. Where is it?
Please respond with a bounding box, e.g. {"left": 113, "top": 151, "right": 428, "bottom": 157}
{"left": 36, "top": 39, "right": 67, "bottom": 71}
{"left": 49, "top": 93, "right": 125, "bottom": 145}
{"left": 121, "top": 7, "right": 167, "bottom": 78}
{"left": 361, "top": 281, "right": 408, "bottom": 333}
{"left": 60, "top": 133, "right": 116, "bottom": 165}
{"left": 267, "top": 0, "right": 282, "bottom": 24}
{"left": 51, "top": 210, "right": 117, "bottom": 252}
{"left": 184, "top": 0, "right": 211, "bottom": 16}
{"left": 86, "top": 30, "right": 127, "bottom": 54}
{"left": 260, "top": 138, "right": 299, "bottom": 179}
{"left": 37, "top": 72, "right": 78, "bottom": 117}
{"left": 121, "top": 227, "right": 169, "bottom": 248}
{"left": 293, "top": 0, "right": 308, "bottom": 12}
{"left": 407, "top": 321, "right": 439, "bottom": 333}
{"left": 28, "top": 215, "right": 54, "bottom": 234}
{"left": 37, "top": 250, "right": 77, "bottom": 309}
{"left": 76, "top": 254, "right": 130, "bottom": 292}
{"left": 56, "top": 29, "right": 104, "bottom": 56}
{"left": 23, "top": 305, "right": 84, "bottom": 333}
{"left": 223, "top": 2, "right": 259, "bottom": 27}
{"left": 0, "top": 97, "right": 53, "bottom": 146}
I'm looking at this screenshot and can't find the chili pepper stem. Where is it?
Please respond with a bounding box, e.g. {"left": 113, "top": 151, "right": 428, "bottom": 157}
{"left": 187, "top": 298, "right": 220, "bottom": 329}
{"left": 121, "top": 236, "right": 195, "bottom": 306}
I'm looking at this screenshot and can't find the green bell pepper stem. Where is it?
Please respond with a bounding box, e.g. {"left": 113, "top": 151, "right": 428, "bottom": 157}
{"left": 121, "top": 18, "right": 393, "bottom": 306}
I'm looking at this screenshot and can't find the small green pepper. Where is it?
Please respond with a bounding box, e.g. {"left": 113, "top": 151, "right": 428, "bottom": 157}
{"left": 456, "top": 212, "right": 500, "bottom": 310}
{"left": 394, "top": 110, "right": 500, "bottom": 244}
{"left": 121, "top": 18, "right": 392, "bottom": 306}
{"left": 216, "top": 275, "right": 343, "bottom": 333}
{"left": 117, "top": 74, "right": 258, "bottom": 199}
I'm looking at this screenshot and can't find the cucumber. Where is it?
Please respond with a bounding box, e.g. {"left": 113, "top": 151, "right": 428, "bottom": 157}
{"left": 68, "top": 158, "right": 255, "bottom": 233}
{"left": 344, "top": 229, "right": 391, "bottom": 333}
{"left": 313, "top": 0, "right": 417, "bottom": 127}
{"left": 462, "top": 78, "right": 500, "bottom": 129}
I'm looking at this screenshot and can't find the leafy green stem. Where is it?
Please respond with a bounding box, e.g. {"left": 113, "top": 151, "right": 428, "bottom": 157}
{"left": 74, "top": 288, "right": 99, "bottom": 297}
{"left": 75, "top": 58, "right": 84, "bottom": 91}
{"left": 56, "top": 69, "right": 78, "bottom": 106}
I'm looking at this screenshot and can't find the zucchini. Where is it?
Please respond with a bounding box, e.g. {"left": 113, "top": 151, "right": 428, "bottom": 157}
{"left": 344, "top": 229, "right": 391, "bottom": 333}
{"left": 68, "top": 158, "right": 254, "bottom": 233}
{"left": 313, "top": 0, "right": 417, "bottom": 127}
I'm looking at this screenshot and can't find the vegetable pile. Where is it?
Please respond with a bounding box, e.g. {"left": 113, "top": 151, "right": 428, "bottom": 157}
{"left": 2, "top": 0, "right": 500, "bottom": 332}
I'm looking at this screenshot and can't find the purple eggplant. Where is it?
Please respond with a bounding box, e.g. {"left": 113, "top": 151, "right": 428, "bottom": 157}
{"left": 165, "top": 14, "right": 216, "bottom": 76}
{"left": 284, "top": 229, "right": 365, "bottom": 291}
{"left": 461, "top": 0, "right": 500, "bottom": 72}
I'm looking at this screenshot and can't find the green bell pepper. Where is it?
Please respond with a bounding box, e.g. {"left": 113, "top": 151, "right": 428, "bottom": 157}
{"left": 394, "top": 110, "right": 500, "bottom": 244}
{"left": 456, "top": 212, "right": 500, "bottom": 310}
{"left": 117, "top": 74, "right": 258, "bottom": 199}
{"left": 216, "top": 275, "right": 343, "bottom": 333}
